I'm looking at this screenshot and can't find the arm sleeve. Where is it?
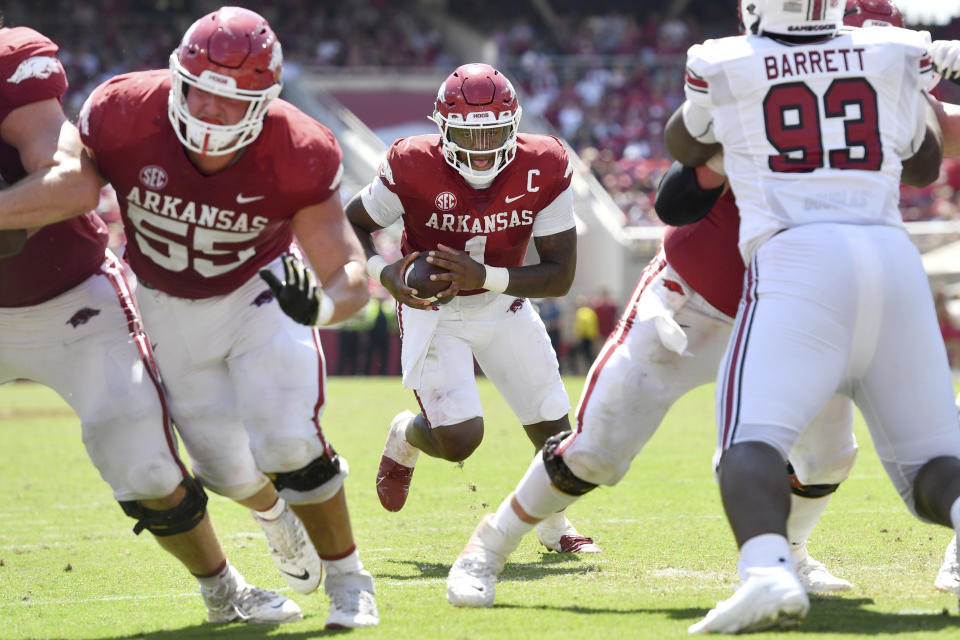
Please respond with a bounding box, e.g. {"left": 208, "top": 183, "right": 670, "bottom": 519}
{"left": 359, "top": 176, "right": 404, "bottom": 228}
{"left": 532, "top": 184, "right": 576, "bottom": 237}
{"left": 682, "top": 44, "right": 719, "bottom": 143}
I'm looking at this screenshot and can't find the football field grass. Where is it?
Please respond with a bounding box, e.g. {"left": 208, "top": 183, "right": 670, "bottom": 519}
{"left": 2, "top": 377, "right": 960, "bottom": 639}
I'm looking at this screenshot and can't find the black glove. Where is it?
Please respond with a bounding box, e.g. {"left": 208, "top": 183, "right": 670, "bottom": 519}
{"left": 259, "top": 253, "right": 322, "bottom": 325}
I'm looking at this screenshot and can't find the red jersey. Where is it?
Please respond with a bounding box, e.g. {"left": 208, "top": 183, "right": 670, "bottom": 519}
{"left": 663, "top": 190, "right": 743, "bottom": 318}
{"left": 79, "top": 70, "right": 343, "bottom": 299}
{"left": 0, "top": 27, "right": 108, "bottom": 307}
{"left": 372, "top": 134, "right": 574, "bottom": 274}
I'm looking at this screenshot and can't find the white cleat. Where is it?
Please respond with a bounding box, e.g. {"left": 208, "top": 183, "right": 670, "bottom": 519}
{"left": 536, "top": 513, "right": 601, "bottom": 554}
{"left": 447, "top": 514, "right": 509, "bottom": 607}
{"left": 253, "top": 500, "right": 323, "bottom": 594}
{"left": 689, "top": 566, "right": 809, "bottom": 634}
{"left": 935, "top": 534, "right": 960, "bottom": 593}
{"left": 794, "top": 554, "right": 851, "bottom": 594}
{"left": 201, "top": 564, "right": 302, "bottom": 624}
{"left": 324, "top": 569, "right": 380, "bottom": 628}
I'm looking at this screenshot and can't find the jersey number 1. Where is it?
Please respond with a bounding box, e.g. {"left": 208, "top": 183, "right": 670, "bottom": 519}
{"left": 763, "top": 78, "right": 883, "bottom": 173}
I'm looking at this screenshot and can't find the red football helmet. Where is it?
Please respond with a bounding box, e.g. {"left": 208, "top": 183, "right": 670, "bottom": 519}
{"left": 843, "top": 0, "right": 903, "bottom": 27}
{"left": 168, "top": 6, "right": 283, "bottom": 156}
{"left": 430, "top": 63, "right": 522, "bottom": 187}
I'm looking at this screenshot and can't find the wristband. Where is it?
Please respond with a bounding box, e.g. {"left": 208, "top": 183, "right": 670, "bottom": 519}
{"left": 366, "top": 254, "right": 388, "bottom": 282}
{"left": 316, "top": 290, "right": 336, "bottom": 326}
{"left": 482, "top": 266, "right": 509, "bottom": 293}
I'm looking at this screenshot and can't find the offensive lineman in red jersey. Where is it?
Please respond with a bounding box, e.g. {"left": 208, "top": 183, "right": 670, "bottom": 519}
{"left": 345, "top": 63, "right": 599, "bottom": 554}
{"left": 0, "top": 21, "right": 301, "bottom": 624}
{"left": 1, "top": 7, "right": 377, "bottom": 628}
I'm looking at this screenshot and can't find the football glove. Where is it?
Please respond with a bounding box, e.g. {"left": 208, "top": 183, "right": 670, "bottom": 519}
{"left": 259, "top": 253, "right": 334, "bottom": 326}
{"left": 929, "top": 40, "right": 960, "bottom": 83}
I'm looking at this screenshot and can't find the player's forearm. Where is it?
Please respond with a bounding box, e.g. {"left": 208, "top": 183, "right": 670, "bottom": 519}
{"left": 320, "top": 259, "right": 371, "bottom": 324}
{"left": 903, "top": 99, "right": 944, "bottom": 187}
{"left": 937, "top": 101, "right": 960, "bottom": 159}
{"left": 0, "top": 156, "right": 100, "bottom": 229}
{"left": 498, "top": 261, "right": 575, "bottom": 299}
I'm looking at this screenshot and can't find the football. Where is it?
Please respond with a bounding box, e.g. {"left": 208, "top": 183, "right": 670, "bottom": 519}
{"left": 404, "top": 252, "right": 452, "bottom": 303}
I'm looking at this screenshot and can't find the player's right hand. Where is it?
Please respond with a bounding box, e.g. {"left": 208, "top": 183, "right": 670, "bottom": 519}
{"left": 380, "top": 252, "right": 434, "bottom": 308}
{"left": 929, "top": 40, "right": 960, "bottom": 82}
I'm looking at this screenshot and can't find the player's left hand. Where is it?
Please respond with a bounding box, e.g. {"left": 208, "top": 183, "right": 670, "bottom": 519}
{"left": 259, "top": 253, "right": 324, "bottom": 325}
{"left": 929, "top": 40, "right": 960, "bottom": 81}
{"left": 427, "top": 243, "right": 487, "bottom": 291}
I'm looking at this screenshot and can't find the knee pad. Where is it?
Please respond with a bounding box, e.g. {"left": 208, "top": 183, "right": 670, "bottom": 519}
{"left": 786, "top": 462, "right": 841, "bottom": 498}
{"left": 119, "top": 476, "right": 207, "bottom": 537}
{"left": 542, "top": 431, "right": 598, "bottom": 496}
{"left": 564, "top": 446, "right": 627, "bottom": 486}
{"left": 268, "top": 451, "right": 349, "bottom": 505}
{"left": 538, "top": 386, "right": 571, "bottom": 423}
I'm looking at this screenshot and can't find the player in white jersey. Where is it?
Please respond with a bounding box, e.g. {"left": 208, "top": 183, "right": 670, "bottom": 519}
{"left": 913, "top": 35, "right": 960, "bottom": 597}
{"left": 662, "top": 1, "right": 960, "bottom": 633}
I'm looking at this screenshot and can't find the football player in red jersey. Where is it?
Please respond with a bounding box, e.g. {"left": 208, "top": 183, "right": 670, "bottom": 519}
{"left": 345, "top": 63, "right": 599, "bottom": 554}
{"left": 0, "top": 20, "right": 300, "bottom": 625}
{"left": 1, "top": 7, "right": 377, "bottom": 628}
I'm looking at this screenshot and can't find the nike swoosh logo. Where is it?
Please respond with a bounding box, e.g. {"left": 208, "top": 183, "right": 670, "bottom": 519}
{"left": 281, "top": 568, "right": 310, "bottom": 581}
{"left": 237, "top": 193, "right": 265, "bottom": 204}
{"left": 504, "top": 194, "right": 524, "bottom": 203}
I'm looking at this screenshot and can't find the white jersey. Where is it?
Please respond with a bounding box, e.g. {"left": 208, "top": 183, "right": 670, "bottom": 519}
{"left": 684, "top": 27, "right": 933, "bottom": 262}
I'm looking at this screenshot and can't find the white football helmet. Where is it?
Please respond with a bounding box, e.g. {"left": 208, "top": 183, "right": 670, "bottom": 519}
{"left": 168, "top": 7, "right": 283, "bottom": 156}
{"left": 740, "top": 0, "right": 844, "bottom": 38}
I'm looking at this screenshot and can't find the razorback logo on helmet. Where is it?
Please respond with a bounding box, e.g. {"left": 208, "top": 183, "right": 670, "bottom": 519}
{"left": 6, "top": 56, "right": 61, "bottom": 84}
{"left": 435, "top": 192, "right": 457, "bottom": 211}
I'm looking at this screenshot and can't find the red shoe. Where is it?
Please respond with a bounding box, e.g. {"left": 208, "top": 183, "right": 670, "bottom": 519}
{"left": 536, "top": 513, "right": 601, "bottom": 553}
{"left": 376, "top": 411, "right": 419, "bottom": 512}
{"left": 376, "top": 457, "right": 415, "bottom": 512}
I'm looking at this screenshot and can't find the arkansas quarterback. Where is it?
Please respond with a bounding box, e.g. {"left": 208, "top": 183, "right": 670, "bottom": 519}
{"left": 73, "top": 7, "right": 377, "bottom": 628}
{"left": 345, "top": 63, "right": 599, "bottom": 554}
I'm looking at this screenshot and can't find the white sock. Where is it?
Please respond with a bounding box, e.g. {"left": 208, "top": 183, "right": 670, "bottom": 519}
{"left": 514, "top": 455, "right": 582, "bottom": 520}
{"left": 786, "top": 494, "right": 831, "bottom": 559}
{"left": 254, "top": 497, "right": 286, "bottom": 521}
{"left": 950, "top": 495, "right": 960, "bottom": 533}
{"left": 490, "top": 494, "right": 536, "bottom": 544}
{"left": 737, "top": 534, "right": 792, "bottom": 582}
{"left": 197, "top": 560, "right": 232, "bottom": 588}
{"left": 323, "top": 549, "right": 363, "bottom": 576}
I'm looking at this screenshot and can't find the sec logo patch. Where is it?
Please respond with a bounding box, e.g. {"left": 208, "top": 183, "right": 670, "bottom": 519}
{"left": 435, "top": 192, "right": 457, "bottom": 211}
{"left": 139, "top": 165, "right": 168, "bottom": 190}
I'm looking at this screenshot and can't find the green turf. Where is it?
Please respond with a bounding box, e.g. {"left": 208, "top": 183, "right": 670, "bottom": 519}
{"left": 1, "top": 377, "right": 959, "bottom": 639}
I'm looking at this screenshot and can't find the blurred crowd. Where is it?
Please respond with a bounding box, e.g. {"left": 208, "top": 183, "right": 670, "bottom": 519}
{"left": 6, "top": 1, "right": 960, "bottom": 229}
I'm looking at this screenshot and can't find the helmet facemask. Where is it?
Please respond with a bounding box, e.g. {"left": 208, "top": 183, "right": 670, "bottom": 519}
{"left": 168, "top": 51, "right": 282, "bottom": 156}
{"left": 431, "top": 106, "right": 521, "bottom": 187}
